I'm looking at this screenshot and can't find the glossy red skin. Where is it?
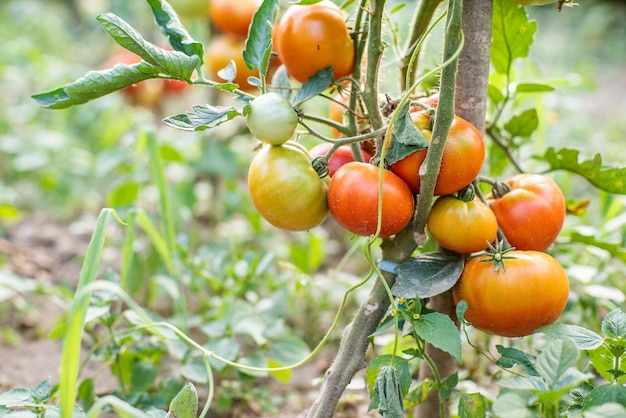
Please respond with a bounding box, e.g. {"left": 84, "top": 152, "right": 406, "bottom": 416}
{"left": 390, "top": 111, "right": 485, "bottom": 196}
{"left": 309, "top": 143, "right": 372, "bottom": 177}
{"left": 487, "top": 174, "right": 565, "bottom": 251}
{"left": 453, "top": 251, "right": 569, "bottom": 337}
{"left": 327, "top": 162, "right": 414, "bottom": 238}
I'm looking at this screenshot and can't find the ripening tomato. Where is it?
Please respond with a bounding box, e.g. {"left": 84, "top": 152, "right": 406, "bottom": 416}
{"left": 328, "top": 162, "right": 414, "bottom": 238}
{"left": 246, "top": 93, "right": 298, "bottom": 145}
{"left": 390, "top": 111, "right": 485, "bottom": 196}
{"left": 205, "top": 34, "right": 258, "bottom": 91}
{"left": 487, "top": 174, "right": 565, "bottom": 251}
{"left": 208, "top": 0, "right": 261, "bottom": 37}
{"left": 248, "top": 143, "right": 328, "bottom": 231}
{"left": 427, "top": 194, "right": 497, "bottom": 254}
{"left": 409, "top": 93, "right": 439, "bottom": 113}
{"left": 453, "top": 250, "right": 569, "bottom": 337}
{"left": 275, "top": 0, "right": 355, "bottom": 84}
{"left": 309, "top": 143, "right": 372, "bottom": 177}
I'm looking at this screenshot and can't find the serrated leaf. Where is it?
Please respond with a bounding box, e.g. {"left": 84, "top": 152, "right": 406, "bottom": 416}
{"left": 162, "top": 105, "right": 243, "bottom": 131}
{"left": 413, "top": 312, "right": 462, "bottom": 362}
{"left": 439, "top": 372, "right": 458, "bottom": 402}
{"left": 244, "top": 0, "right": 278, "bottom": 74}
{"left": 584, "top": 384, "right": 626, "bottom": 411}
{"left": 495, "top": 345, "right": 539, "bottom": 376}
{"left": 602, "top": 308, "right": 626, "bottom": 339}
{"left": 386, "top": 102, "right": 428, "bottom": 165}
{"left": 491, "top": 0, "right": 537, "bottom": 74}
{"left": 32, "top": 62, "right": 160, "bottom": 109}
{"left": 536, "top": 323, "right": 604, "bottom": 350}
{"left": 535, "top": 339, "right": 578, "bottom": 386}
{"left": 97, "top": 13, "right": 199, "bottom": 81}
{"left": 292, "top": 67, "right": 334, "bottom": 105}
{"left": 539, "top": 147, "right": 626, "bottom": 194}
{"left": 458, "top": 392, "right": 487, "bottom": 418}
{"left": 515, "top": 82, "right": 555, "bottom": 93}
{"left": 391, "top": 252, "right": 464, "bottom": 299}
{"left": 503, "top": 108, "right": 538, "bottom": 138}
{"left": 166, "top": 383, "right": 198, "bottom": 418}
{"left": 146, "top": 0, "right": 204, "bottom": 62}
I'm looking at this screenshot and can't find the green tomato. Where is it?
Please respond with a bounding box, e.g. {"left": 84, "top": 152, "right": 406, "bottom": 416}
{"left": 248, "top": 143, "right": 328, "bottom": 230}
{"left": 246, "top": 93, "right": 299, "bottom": 145}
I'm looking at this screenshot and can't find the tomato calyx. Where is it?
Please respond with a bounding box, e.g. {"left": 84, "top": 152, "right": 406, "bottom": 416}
{"left": 490, "top": 180, "right": 512, "bottom": 199}
{"left": 477, "top": 240, "right": 517, "bottom": 272}
{"left": 456, "top": 184, "right": 476, "bottom": 202}
{"left": 312, "top": 155, "right": 330, "bottom": 178}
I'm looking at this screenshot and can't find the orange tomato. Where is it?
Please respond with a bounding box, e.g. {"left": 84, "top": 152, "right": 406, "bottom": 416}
{"left": 205, "top": 34, "right": 258, "bottom": 91}
{"left": 208, "top": 0, "right": 262, "bottom": 37}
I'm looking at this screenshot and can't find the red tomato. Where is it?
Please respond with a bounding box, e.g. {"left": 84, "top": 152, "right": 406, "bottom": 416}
{"left": 427, "top": 194, "right": 498, "bottom": 254}
{"left": 487, "top": 174, "right": 565, "bottom": 251}
{"left": 390, "top": 111, "right": 485, "bottom": 196}
{"left": 208, "top": 0, "right": 261, "bottom": 37}
{"left": 309, "top": 143, "right": 372, "bottom": 177}
{"left": 275, "top": 0, "right": 355, "bottom": 84}
{"left": 327, "top": 162, "right": 414, "bottom": 238}
{"left": 453, "top": 250, "right": 569, "bottom": 337}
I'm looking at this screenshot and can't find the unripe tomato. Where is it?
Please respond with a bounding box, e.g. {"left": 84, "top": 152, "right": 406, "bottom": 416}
{"left": 427, "top": 194, "right": 497, "bottom": 254}
{"left": 308, "top": 143, "right": 372, "bottom": 177}
{"left": 246, "top": 93, "right": 298, "bottom": 145}
{"left": 275, "top": 0, "right": 355, "bottom": 84}
{"left": 205, "top": 34, "right": 257, "bottom": 91}
{"left": 328, "top": 162, "right": 414, "bottom": 238}
{"left": 487, "top": 174, "right": 565, "bottom": 251}
{"left": 208, "top": 0, "right": 261, "bottom": 37}
{"left": 248, "top": 143, "right": 328, "bottom": 231}
{"left": 453, "top": 250, "right": 569, "bottom": 337}
{"left": 390, "top": 111, "right": 485, "bottom": 196}
{"left": 168, "top": 0, "right": 210, "bottom": 19}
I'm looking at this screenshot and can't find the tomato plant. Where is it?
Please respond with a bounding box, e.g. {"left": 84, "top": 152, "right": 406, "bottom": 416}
{"left": 275, "top": 0, "right": 355, "bottom": 84}
{"left": 390, "top": 110, "right": 485, "bottom": 196}
{"left": 248, "top": 143, "right": 328, "bottom": 231}
{"left": 327, "top": 162, "right": 414, "bottom": 238}
{"left": 246, "top": 93, "right": 298, "bottom": 145}
{"left": 453, "top": 250, "right": 569, "bottom": 337}
{"left": 308, "top": 143, "right": 372, "bottom": 177}
{"left": 205, "top": 34, "right": 257, "bottom": 91}
{"left": 487, "top": 174, "right": 565, "bottom": 251}
{"left": 208, "top": 0, "right": 261, "bottom": 37}
{"left": 426, "top": 189, "right": 497, "bottom": 254}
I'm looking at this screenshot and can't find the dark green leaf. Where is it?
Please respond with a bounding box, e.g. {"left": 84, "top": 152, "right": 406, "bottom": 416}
{"left": 539, "top": 147, "right": 626, "bottom": 194}
{"left": 32, "top": 62, "right": 160, "bottom": 109}
{"left": 503, "top": 108, "right": 538, "bottom": 138}
{"left": 162, "top": 105, "right": 243, "bottom": 131}
{"left": 97, "top": 13, "right": 199, "bottom": 81}
{"left": 78, "top": 378, "right": 95, "bottom": 412}
{"left": 391, "top": 252, "right": 464, "bottom": 299}
{"left": 491, "top": 0, "right": 537, "bottom": 74}
{"left": 292, "top": 67, "right": 334, "bottom": 105}
{"left": 439, "top": 372, "right": 458, "bottom": 402}
{"left": 515, "top": 82, "right": 555, "bottom": 93}
{"left": 495, "top": 345, "right": 539, "bottom": 376}
{"left": 536, "top": 323, "right": 604, "bottom": 350}
{"left": 584, "top": 384, "right": 626, "bottom": 410}
{"left": 166, "top": 383, "right": 198, "bottom": 418}
{"left": 385, "top": 101, "right": 428, "bottom": 165}
{"left": 244, "top": 0, "right": 279, "bottom": 74}
{"left": 413, "top": 312, "right": 462, "bottom": 362}
{"left": 602, "top": 308, "right": 626, "bottom": 339}
{"left": 146, "top": 0, "right": 204, "bottom": 62}
{"left": 458, "top": 392, "right": 487, "bottom": 418}
{"left": 535, "top": 339, "right": 578, "bottom": 386}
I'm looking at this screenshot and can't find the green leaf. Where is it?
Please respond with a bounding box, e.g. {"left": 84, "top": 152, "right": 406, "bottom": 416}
{"left": 268, "top": 334, "right": 310, "bottom": 366}
{"left": 568, "top": 231, "right": 626, "bottom": 262}
{"left": 403, "top": 379, "right": 435, "bottom": 408}
{"left": 146, "top": 0, "right": 204, "bottom": 62}
{"left": 96, "top": 13, "right": 199, "bottom": 81}
{"left": 439, "top": 372, "right": 458, "bottom": 402}
{"left": 495, "top": 345, "right": 539, "bottom": 376}
{"left": 515, "top": 82, "right": 555, "bottom": 93}
{"left": 131, "top": 361, "right": 158, "bottom": 392}
{"left": 491, "top": 0, "right": 537, "bottom": 74}
{"left": 534, "top": 339, "right": 578, "bottom": 386}
{"left": 108, "top": 182, "right": 140, "bottom": 207}
{"left": 368, "top": 365, "right": 407, "bottom": 417}
{"left": 602, "top": 308, "right": 626, "bottom": 339}
{"left": 243, "top": 0, "right": 279, "bottom": 74}
{"left": 583, "top": 403, "right": 626, "bottom": 418}
{"left": 458, "top": 392, "right": 487, "bottom": 418}
{"left": 413, "top": 312, "right": 462, "bottom": 362}
{"left": 492, "top": 391, "right": 535, "bottom": 418}
{"left": 166, "top": 383, "right": 198, "bottom": 418}
{"left": 269, "top": 65, "right": 291, "bottom": 99}
{"left": 205, "top": 337, "right": 240, "bottom": 372}
{"left": 292, "top": 67, "right": 334, "bottom": 105}
{"left": 162, "top": 105, "right": 243, "bottom": 131}
{"left": 366, "top": 355, "right": 411, "bottom": 400}
{"left": 539, "top": 147, "right": 626, "bottom": 194}
{"left": 584, "top": 384, "right": 626, "bottom": 410}
{"left": 488, "top": 83, "right": 505, "bottom": 105}
{"left": 0, "top": 388, "right": 32, "bottom": 407}
{"left": 503, "top": 108, "right": 538, "bottom": 138}
{"left": 385, "top": 101, "right": 428, "bottom": 166}
{"left": 536, "top": 323, "right": 604, "bottom": 350}
{"left": 456, "top": 300, "right": 469, "bottom": 324}
{"left": 497, "top": 375, "right": 547, "bottom": 392}
{"left": 32, "top": 378, "right": 50, "bottom": 403}
{"left": 391, "top": 252, "right": 464, "bottom": 299}
{"left": 590, "top": 344, "right": 626, "bottom": 384}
